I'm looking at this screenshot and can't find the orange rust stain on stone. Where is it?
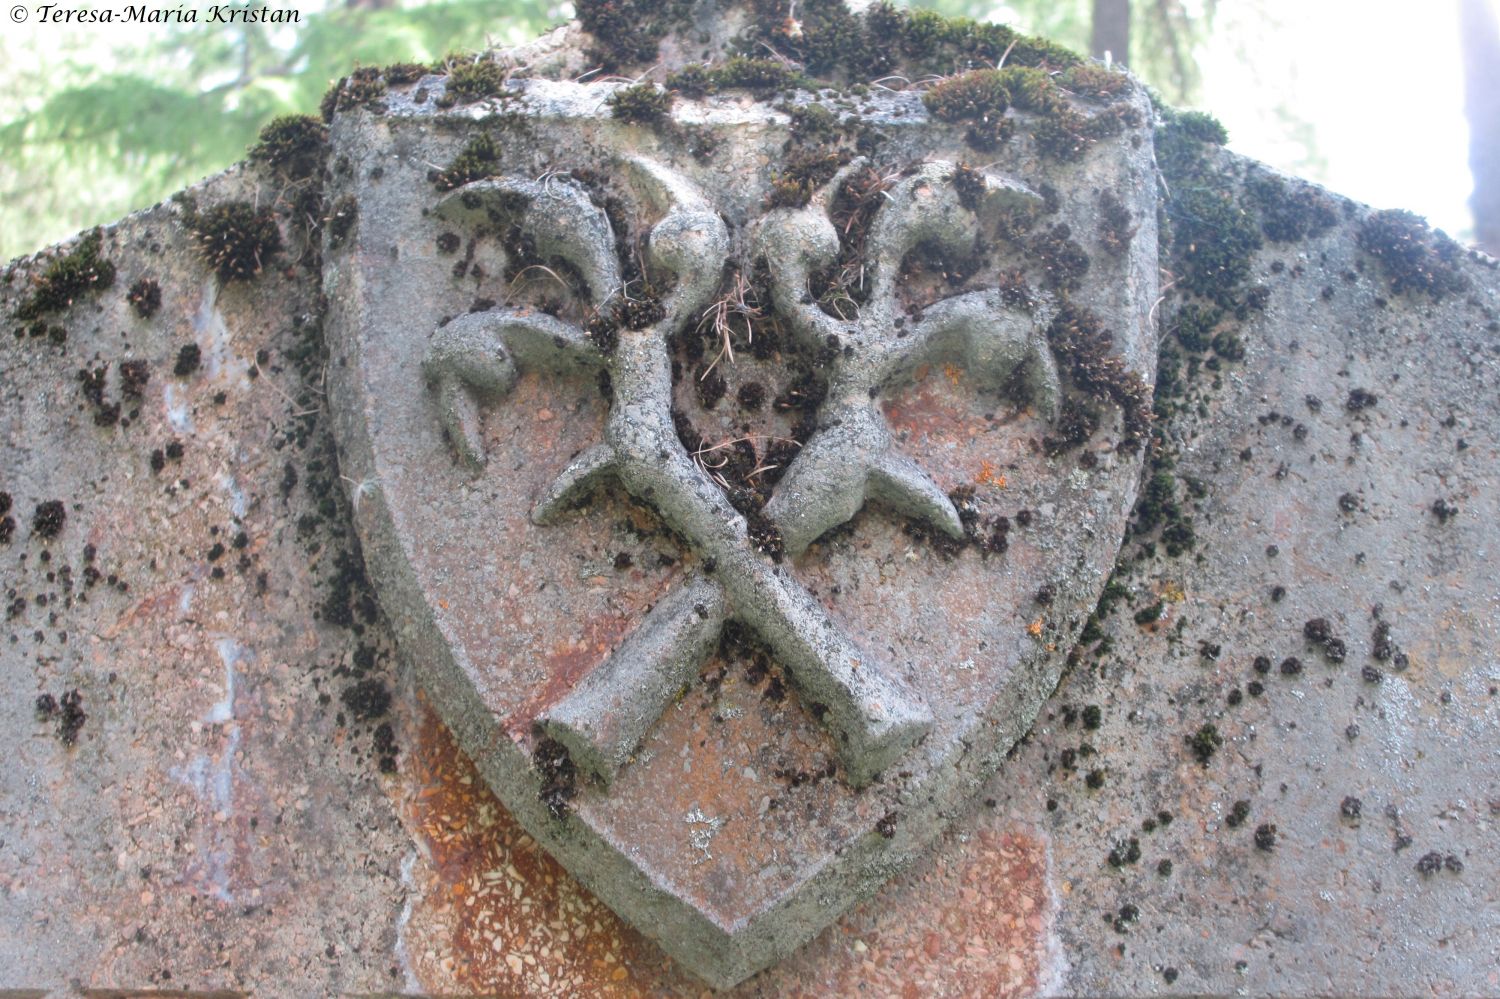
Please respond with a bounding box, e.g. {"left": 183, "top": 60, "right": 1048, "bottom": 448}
{"left": 396, "top": 701, "right": 1056, "bottom": 997}
{"left": 884, "top": 377, "right": 970, "bottom": 444}
{"left": 503, "top": 612, "right": 634, "bottom": 738}
{"left": 398, "top": 700, "right": 682, "bottom": 995}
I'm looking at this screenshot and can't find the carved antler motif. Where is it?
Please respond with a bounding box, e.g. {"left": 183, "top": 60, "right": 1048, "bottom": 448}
{"left": 422, "top": 158, "right": 931, "bottom": 788}
{"left": 756, "top": 160, "right": 1062, "bottom": 555}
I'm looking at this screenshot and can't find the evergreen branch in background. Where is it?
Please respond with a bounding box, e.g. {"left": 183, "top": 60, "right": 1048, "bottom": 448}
{"left": 1, "top": 0, "right": 563, "bottom": 261}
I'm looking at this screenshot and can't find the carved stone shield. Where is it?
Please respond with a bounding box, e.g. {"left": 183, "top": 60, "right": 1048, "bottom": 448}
{"left": 325, "top": 75, "right": 1157, "bottom": 987}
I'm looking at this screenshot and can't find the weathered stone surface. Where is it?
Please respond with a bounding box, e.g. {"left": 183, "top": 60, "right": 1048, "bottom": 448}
{"left": 1, "top": 2, "right": 1497, "bottom": 994}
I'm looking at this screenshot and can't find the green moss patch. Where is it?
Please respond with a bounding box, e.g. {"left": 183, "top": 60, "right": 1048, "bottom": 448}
{"left": 738, "top": 0, "right": 1079, "bottom": 83}
{"left": 249, "top": 114, "right": 328, "bottom": 181}
{"left": 1046, "top": 303, "right": 1151, "bottom": 454}
{"left": 320, "top": 67, "right": 387, "bottom": 120}
{"left": 666, "top": 57, "right": 810, "bottom": 98}
{"left": 1356, "top": 209, "right": 1468, "bottom": 299}
{"left": 607, "top": 82, "right": 673, "bottom": 124}
{"left": 767, "top": 146, "right": 850, "bottom": 208}
{"left": 187, "top": 202, "right": 284, "bottom": 282}
{"left": 15, "top": 228, "right": 116, "bottom": 321}
{"left": 433, "top": 133, "right": 501, "bottom": 191}
{"left": 1156, "top": 110, "right": 1262, "bottom": 311}
{"left": 438, "top": 57, "right": 514, "bottom": 108}
{"left": 577, "top": 0, "right": 693, "bottom": 71}
{"left": 1246, "top": 170, "right": 1338, "bottom": 244}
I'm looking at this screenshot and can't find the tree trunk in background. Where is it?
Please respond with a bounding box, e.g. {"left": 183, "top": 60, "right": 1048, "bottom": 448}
{"left": 1092, "top": 0, "right": 1131, "bottom": 66}
{"left": 1462, "top": 0, "right": 1500, "bottom": 255}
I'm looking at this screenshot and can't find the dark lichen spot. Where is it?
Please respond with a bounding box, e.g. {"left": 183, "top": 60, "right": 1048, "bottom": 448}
{"left": 341, "top": 678, "right": 391, "bottom": 722}
{"left": 1045, "top": 304, "right": 1151, "bottom": 453}
{"left": 1415, "top": 850, "right": 1444, "bottom": 875}
{"left": 173, "top": 343, "right": 202, "bottom": 377}
{"left": 1031, "top": 224, "right": 1090, "bottom": 292}
{"left": 1431, "top": 497, "right": 1459, "bottom": 523}
{"left": 45, "top": 689, "right": 87, "bottom": 745}
{"left": 32, "top": 500, "right": 66, "bottom": 540}
{"left": 1186, "top": 722, "right": 1222, "bottom": 765}
{"left": 1254, "top": 822, "right": 1277, "bottom": 851}
{"left": 737, "top": 381, "right": 767, "bottom": 410}
{"left": 127, "top": 278, "right": 161, "bottom": 319}
{"left": 1303, "top": 617, "right": 1345, "bottom": 662}
{"left": 1043, "top": 399, "right": 1101, "bottom": 457}
{"left": 533, "top": 736, "right": 578, "bottom": 819}
{"left": 950, "top": 162, "right": 987, "bottom": 211}
{"left": 1098, "top": 190, "right": 1135, "bottom": 256}
{"left": 1225, "top": 799, "right": 1250, "bottom": 828}
{"left": 1107, "top": 836, "right": 1141, "bottom": 867}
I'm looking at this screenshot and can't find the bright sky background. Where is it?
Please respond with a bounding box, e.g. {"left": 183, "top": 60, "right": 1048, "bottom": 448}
{"left": 1199, "top": 0, "right": 1479, "bottom": 239}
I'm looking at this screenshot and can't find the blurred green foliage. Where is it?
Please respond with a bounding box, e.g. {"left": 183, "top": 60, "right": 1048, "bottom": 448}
{"left": 0, "top": 0, "right": 1212, "bottom": 260}
{"left": 1, "top": 0, "right": 563, "bottom": 259}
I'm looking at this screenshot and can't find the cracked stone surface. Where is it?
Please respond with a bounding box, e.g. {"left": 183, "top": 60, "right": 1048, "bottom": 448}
{"left": 1, "top": 3, "right": 1497, "bottom": 995}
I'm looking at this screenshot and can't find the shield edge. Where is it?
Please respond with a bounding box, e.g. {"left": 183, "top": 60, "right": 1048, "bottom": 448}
{"left": 322, "top": 87, "right": 1156, "bottom": 988}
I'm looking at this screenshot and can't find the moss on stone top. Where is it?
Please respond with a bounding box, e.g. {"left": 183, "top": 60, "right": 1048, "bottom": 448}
{"left": 607, "top": 82, "right": 673, "bottom": 124}
{"left": 14, "top": 228, "right": 117, "bottom": 321}
{"left": 250, "top": 114, "right": 329, "bottom": 181}
{"left": 438, "top": 57, "right": 514, "bottom": 108}
{"left": 1356, "top": 209, "right": 1469, "bottom": 299}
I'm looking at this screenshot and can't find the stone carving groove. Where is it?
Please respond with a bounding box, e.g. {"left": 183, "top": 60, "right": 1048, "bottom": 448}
{"left": 421, "top": 155, "right": 1055, "bottom": 790}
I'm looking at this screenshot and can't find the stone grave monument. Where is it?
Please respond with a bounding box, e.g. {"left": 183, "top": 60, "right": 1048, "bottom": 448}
{"left": 2, "top": 1, "right": 1496, "bottom": 994}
